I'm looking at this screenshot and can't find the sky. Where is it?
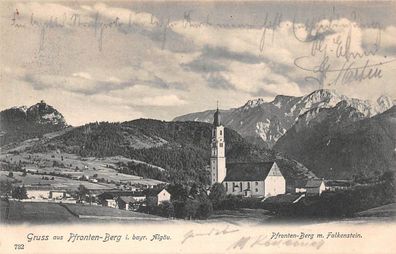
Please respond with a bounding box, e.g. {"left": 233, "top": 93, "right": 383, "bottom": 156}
{"left": 1, "top": 1, "right": 395, "bottom": 126}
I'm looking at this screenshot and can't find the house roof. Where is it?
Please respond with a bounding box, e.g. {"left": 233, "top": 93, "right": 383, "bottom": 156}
{"left": 145, "top": 188, "right": 168, "bottom": 196}
{"left": 98, "top": 191, "right": 145, "bottom": 199}
{"left": 118, "top": 196, "right": 138, "bottom": 204}
{"left": 224, "top": 162, "right": 277, "bottom": 181}
{"left": 294, "top": 179, "right": 309, "bottom": 188}
{"left": 305, "top": 179, "right": 325, "bottom": 188}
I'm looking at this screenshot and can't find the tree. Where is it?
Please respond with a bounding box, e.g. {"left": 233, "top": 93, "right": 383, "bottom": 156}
{"left": 167, "top": 184, "right": 188, "bottom": 201}
{"left": 189, "top": 183, "right": 199, "bottom": 197}
{"left": 209, "top": 183, "right": 226, "bottom": 209}
{"left": 196, "top": 199, "right": 213, "bottom": 219}
{"left": 160, "top": 201, "right": 175, "bottom": 218}
{"left": 12, "top": 186, "right": 28, "bottom": 200}
{"left": 184, "top": 199, "right": 200, "bottom": 220}
{"left": 172, "top": 200, "right": 186, "bottom": 219}
{"left": 8, "top": 172, "right": 13, "bottom": 178}
{"left": 380, "top": 171, "right": 395, "bottom": 182}
{"left": 146, "top": 196, "right": 158, "bottom": 214}
{"left": 0, "top": 181, "right": 13, "bottom": 196}
{"left": 77, "top": 184, "right": 88, "bottom": 202}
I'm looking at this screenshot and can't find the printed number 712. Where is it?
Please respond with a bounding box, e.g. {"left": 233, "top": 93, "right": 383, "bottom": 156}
{"left": 14, "top": 244, "right": 24, "bottom": 250}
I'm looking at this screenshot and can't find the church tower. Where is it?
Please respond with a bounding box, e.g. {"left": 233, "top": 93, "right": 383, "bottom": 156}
{"left": 210, "top": 105, "right": 227, "bottom": 185}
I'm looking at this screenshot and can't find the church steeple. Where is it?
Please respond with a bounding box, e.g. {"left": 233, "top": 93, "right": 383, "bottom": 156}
{"left": 210, "top": 101, "right": 226, "bottom": 185}
{"left": 213, "top": 101, "right": 221, "bottom": 126}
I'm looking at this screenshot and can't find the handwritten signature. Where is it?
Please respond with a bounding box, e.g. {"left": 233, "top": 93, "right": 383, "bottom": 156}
{"left": 293, "top": 23, "right": 393, "bottom": 87}
{"left": 181, "top": 225, "right": 239, "bottom": 244}
{"left": 227, "top": 234, "right": 325, "bottom": 250}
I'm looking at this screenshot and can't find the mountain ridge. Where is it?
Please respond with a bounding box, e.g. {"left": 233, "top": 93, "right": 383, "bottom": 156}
{"left": 274, "top": 105, "right": 396, "bottom": 180}
{"left": 173, "top": 89, "right": 394, "bottom": 148}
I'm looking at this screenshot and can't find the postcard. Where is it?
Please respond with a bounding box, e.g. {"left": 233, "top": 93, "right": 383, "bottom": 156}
{"left": 0, "top": 1, "right": 395, "bottom": 253}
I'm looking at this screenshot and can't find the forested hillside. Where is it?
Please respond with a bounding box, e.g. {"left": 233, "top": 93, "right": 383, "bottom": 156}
{"left": 275, "top": 105, "right": 396, "bottom": 180}
{"left": 29, "top": 119, "right": 314, "bottom": 185}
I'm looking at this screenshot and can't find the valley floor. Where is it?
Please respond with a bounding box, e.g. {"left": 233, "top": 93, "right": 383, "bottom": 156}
{"left": 0, "top": 200, "right": 171, "bottom": 224}
{"left": 1, "top": 200, "right": 394, "bottom": 225}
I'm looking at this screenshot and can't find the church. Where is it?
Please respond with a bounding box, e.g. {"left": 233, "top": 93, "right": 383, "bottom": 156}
{"left": 210, "top": 107, "right": 286, "bottom": 198}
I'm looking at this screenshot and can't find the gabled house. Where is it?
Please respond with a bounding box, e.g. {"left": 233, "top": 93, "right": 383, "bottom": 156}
{"left": 104, "top": 199, "right": 117, "bottom": 208}
{"left": 305, "top": 179, "right": 326, "bottom": 195}
{"left": 117, "top": 196, "right": 141, "bottom": 211}
{"left": 98, "top": 191, "right": 146, "bottom": 208}
{"left": 145, "top": 188, "right": 171, "bottom": 206}
{"left": 49, "top": 190, "right": 67, "bottom": 199}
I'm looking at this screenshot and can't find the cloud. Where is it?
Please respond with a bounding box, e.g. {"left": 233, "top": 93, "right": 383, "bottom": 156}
{"left": 182, "top": 57, "right": 226, "bottom": 73}
{"left": 72, "top": 72, "right": 92, "bottom": 80}
{"left": 201, "top": 46, "right": 262, "bottom": 64}
{"left": 205, "top": 73, "right": 235, "bottom": 90}
{"left": 135, "top": 94, "right": 187, "bottom": 107}
{"left": 2, "top": 2, "right": 396, "bottom": 126}
{"left": 25, "top": 73, "right": 126, "bottom": 95}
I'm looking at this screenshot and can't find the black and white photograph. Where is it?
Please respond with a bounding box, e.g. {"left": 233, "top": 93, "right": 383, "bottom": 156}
{"left": 0, "top": 1, "right": 395, "bottom": 253}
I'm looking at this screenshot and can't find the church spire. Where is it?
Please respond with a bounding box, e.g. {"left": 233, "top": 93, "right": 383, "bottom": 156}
{"left": 213, "top": 101, "right": 221, "bottom": 126}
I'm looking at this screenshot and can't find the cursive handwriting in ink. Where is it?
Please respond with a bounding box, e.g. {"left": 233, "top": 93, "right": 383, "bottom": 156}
{"left": 181, "top": 225, "right": 239, "bottom": 244}
{"left": 227, "top": 234, "right": 325, "bottom": 251}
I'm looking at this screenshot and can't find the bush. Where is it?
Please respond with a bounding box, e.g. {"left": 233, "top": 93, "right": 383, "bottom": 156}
{"left": 196, "top": 199, "right": 213, "bottom": 219}
{"left": 12, "top": 186, "right": 28, "bottom": 200}
{"left": 209, "top": 183, "right": 226, "bottom": 209}
{"left": 159, "top": 201, "right": 175, "bottom": 218}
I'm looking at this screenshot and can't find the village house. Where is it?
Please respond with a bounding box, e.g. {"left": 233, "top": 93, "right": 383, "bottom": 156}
{"left": 293, "top": 179, "right": 309, "bottom": 193}
{"left": 145, "top": 188, "right": 171, "bottom": 205}
{"left": 98, "top": 191, "right": 146, "bottom": 209}
{"left": 23, "top": 185, "right": 70, "bottom": 201}
{"left": 25, "top": 185, "right": 52, "bottom": 199}
{"left": 305, "top": 179, "right": 326, "bottom": 196}
{"left": 49, "top": 190, "right": 67, "bottom": 199}
{"left": 104, "top": 199, "right": 117, "bottom": 208}
{"left": 99, "top": 188, "right": 171, "bottom": 210}
{"left": 116, "top": 196, "right": 144, "bottom": 211}
{"left": 209, "top": 107, "right": 286, "bottom": 198}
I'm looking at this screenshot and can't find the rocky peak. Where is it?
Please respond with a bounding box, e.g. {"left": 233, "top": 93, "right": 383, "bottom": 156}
{"left": 26, "top": 101, "right": 66, "bottom": 126}
{"left": 271, "top": 95, "right": 299, "bottom": 109}
{"left": 241, "top": 98, "right": 266, "bottom": 110}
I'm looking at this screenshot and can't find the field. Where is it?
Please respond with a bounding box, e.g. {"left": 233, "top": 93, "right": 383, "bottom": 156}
{"left": 63, "top": 203, "right": 164, "bottom": 219}
{"left": 0, "top": 151, "right": 164, "bottom": 187}
{"left": 0, "top": 129, "right": 165, "bottom": 188}
{"left": 207, "top": 209, "right": 275, "bottom": 225}
{"left": 0, "top": 171, "right": 115, "bottom": 191}
{"left": 206, "top": 203, "right": 396, "bottom": 225}
{"left": 3, "top": 200, "right": 78, "bottom": 224}
{"left": 1, "top": 200, "right": 169, "bottom": 224}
